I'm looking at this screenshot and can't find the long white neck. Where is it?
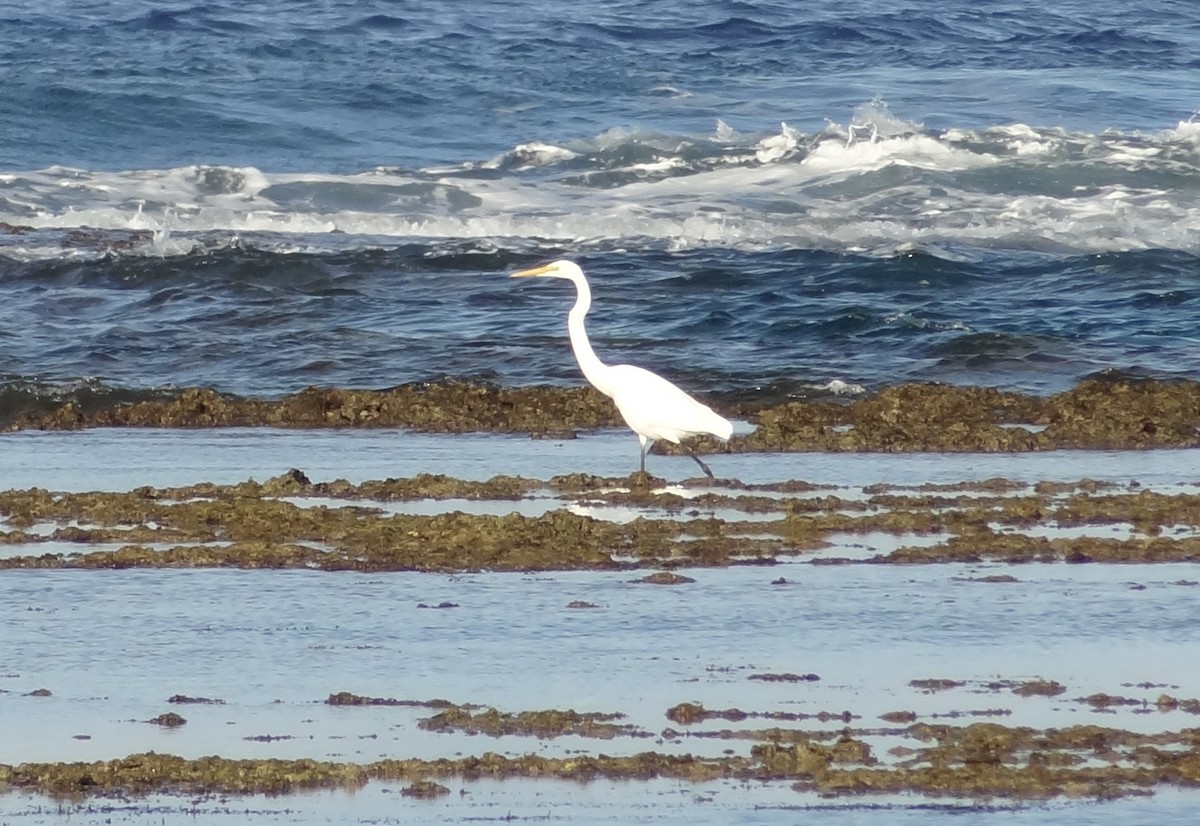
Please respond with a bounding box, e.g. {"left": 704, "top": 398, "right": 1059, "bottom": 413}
{"left": 564, "top": 271, "right": 616, "bottom": 397}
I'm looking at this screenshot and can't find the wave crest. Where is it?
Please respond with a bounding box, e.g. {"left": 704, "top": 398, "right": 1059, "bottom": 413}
{"left": 3, "top": 102, "right": 1200, "bottom": 261}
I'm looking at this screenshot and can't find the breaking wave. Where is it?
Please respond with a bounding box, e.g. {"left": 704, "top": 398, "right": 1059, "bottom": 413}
{"left": 3, "top": 101, "right": 1200, "bottom": 262}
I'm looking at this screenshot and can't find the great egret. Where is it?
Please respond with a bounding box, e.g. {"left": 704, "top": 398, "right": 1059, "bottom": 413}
{"left": 510, "top": 260, "right": 733, "bottom": 478}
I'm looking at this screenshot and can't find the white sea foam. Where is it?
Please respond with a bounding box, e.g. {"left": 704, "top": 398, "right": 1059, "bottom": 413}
{"left": 1163, "top": 115, "right": 1200, "bottom": 144}
{"left": 817, "top": 379, "right": 866, "bottom": 395}
{"left": 713, "top": 118, "right": 739, "bottom": 142}
{"left": 482, "top": 141, "right": 579, "bottom": 170}
{"left": 802, "top": 131, "right": 994, "bottom": 174}
{"left": 754, "top": 121, "right": 801, "bottom": 163}
{"left": 2, "top": 104, "right": 1199, "bottom": 261}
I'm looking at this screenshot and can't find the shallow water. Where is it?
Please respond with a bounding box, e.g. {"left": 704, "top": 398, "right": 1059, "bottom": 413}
{"left": 5, "top": 427, "right": 1200, "bottom": 491}
{"left": 12, "top": 782, "right": 1200, "bottom": 826}
{"left": 3, "top": 429, "right": 1200, "bottom": 822}
{"left": 5, "top": 559, "right": 1199, "bottom": 767}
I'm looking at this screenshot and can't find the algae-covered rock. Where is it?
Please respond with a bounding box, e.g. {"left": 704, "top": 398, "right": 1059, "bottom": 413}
{"left": 401, "top": 779, "right": 450, "bottom": 798}
{"left": 4, "top": 752, "right": 368, "bottom": 796}
{"left": 1013, "top": 680, "right": 1067, "bottom": 697}
{"left": 740, "top": 383, "right": 1044, "bottom": 453}
{"left": 7, "top": 377, "right": 1200, "bottom": 453}
{"left": 3, "top": 720, "right": 1199, "bottom": 800}
{"left": 1041, "top": 379, "right": 1200, "bottom": 449}
{"left": 665, "top": 703, "right": 707, "bottom": 725}
{"left": 418, "top": 705, "right": 646, "bottom": 739}
{"left": 0, "top": 484, "right": 791, "bottom": 573}
{"left": 147, "top": 712, "right": 187, "bottom": 727}
{"left": 751, "top": 741, "right": 832, "bottom": 776}
{"left": 637, "top": 571, "right": 696, "bottom": 585}
{"left": 5, "top": 381, "right": 622, "bottom": 434}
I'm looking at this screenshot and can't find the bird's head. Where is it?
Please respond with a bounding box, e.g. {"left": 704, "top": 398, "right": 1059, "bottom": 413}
{"left": 509, "top": 259, "right": 584, "bottom": 281}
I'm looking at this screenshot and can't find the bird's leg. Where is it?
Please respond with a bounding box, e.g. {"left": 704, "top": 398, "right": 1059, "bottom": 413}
{"left": 629, "top": 442, "right": 654, "bottom": 488}
{"left": 684, "top": 447, "right": 716, "bottom": 480}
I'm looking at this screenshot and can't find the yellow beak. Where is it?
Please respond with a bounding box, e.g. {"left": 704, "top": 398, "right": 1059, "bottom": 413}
{"left": 510, "top": 264, "right": 556, "bottom": 278}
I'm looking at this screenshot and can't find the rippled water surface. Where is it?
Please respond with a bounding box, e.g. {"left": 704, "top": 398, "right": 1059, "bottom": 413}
{"left": 3, "top": 431, "right": 1200, "bottom": 822}
{"left": 2, "top": 0, "right": 1200, "bottom": 407}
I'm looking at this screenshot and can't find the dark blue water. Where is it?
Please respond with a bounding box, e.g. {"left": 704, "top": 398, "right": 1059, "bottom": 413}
{"left": 2, "top": 0, "right": 1200, "bottom": 407}
{"left": 4, "top": 0, "right": 1198, "bottom": 171}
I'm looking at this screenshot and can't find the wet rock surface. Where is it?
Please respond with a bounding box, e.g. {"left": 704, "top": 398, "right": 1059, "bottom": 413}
{"left": 748, "top": 673, "right": 821, "bottom": 683}
{"left": 417, "top": 705, "right": 651, "bottom": 739}
{"left": 4, "top": 469, "right": 1200, "bottom": 571}
{"left": 1013, "top": 680, "right": 1068, "bottom": 698}
{"left": 2, "top": 382, "right": 623, "bottom": 435}
{"left": 5, "top": 712, "right": 1200, "bottom": 800}
{"left": 146, "top": 713, "right": 187, "bottom": 728}
{"left": 325, "top": 693, "right": 454, "bottom": 709}
{"left": 0, "top": 479, "right": 786, "bottom": 572}
{"left": 400, "top": 779, "right": 450, "bottom": 798}
{"left": 6, "top": 378, "right": 1200, "bottom": 453}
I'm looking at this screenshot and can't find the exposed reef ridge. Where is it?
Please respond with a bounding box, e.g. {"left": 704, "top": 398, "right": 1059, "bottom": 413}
{"left": 5, "top": 715, "right": 1200, "bottom": 800}
{"left": 4, "top": 378, "right": 1200, "bottom": 452}
{"left": 3, "top": 471, "right": 1200, "bottom": 571}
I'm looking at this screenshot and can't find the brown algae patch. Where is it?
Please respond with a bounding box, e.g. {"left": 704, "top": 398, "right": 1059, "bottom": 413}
{"left": 325, "top": 692, "right": 454, "bottom": 709}
{"left": 263, "top": 470, "right": 541, "bottom": 501}
{"left": 0, "top": 752, "right": 747, "bottom": 799}
{"left": 1052, "top": 490, "right": 1200, "bottom": 534}
{"left": 0, "top": 480, "right": 792, "bottom": 572}
{"left": 167, "top": 695, "right": 225, "bottom": 705}
{"left": 400, "top": 779, "right": 451, "bottom": 798}
{"left": 738, "top": 379, "right": 1200, "bottom": 453}
{"left": 7, "top": 719, "right": 1200, "bottom": 800}
{"left": 7, "top": 466, "right": 1200, "bottom": 573}
{"left": 1154, "top": 696, "right": 1200, "bottom": 714}
{"left": 20, "top": 470, "right": 540, "bottom": 506}
{"left": 146, "top": 713, "right": 187, "bottom": 727}
{"left": 789, "top": 722, "right": 1200, "bottom": 799}
{"left": 743, "top": 384, "right": 1043, "bottom": 453}
{"left": 1013, "top": 680, "right": 1068, "bottom": 698}
{"left": 748, "top": 673, "right": 822, "bottom": 683}
{"left": 636, "top": 571, "right": 696, "bottom": 585}
{"left": 881, "top": 532, "right": 1200, "bottom": 564}
{"left": 1077, "top": 693, "right": 1145, "bottom": 709}
{"left": 910, "top": 679, "right": 966, "bottom": 693}
{"left": 925, "top": 678, "right": 1067, "bottom": 696}
{"left": 418, "top": 705, "right": 652, "bottom": 739}
{"left": 0, "top": 753, "right": 371, "bottom": 797}
{"left": 665, "top": 703, "right": 855, "bottom": 725}
{"left": 3, "top": 383, "right": 622, "bottom": 434}
{"left": 7, "top": 377, "right": 1200, "bottom": 453}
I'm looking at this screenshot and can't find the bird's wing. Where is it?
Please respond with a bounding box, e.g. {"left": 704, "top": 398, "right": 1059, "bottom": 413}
{"left": 607, "top": 364, "right": 732, "bottom": 443}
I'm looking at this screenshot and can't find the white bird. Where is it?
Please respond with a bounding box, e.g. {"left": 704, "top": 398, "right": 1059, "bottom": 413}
{"left": 510, "top": 260, "right": 733, "bottom": 478}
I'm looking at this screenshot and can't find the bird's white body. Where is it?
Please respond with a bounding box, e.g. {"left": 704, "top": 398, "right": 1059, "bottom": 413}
{"left": 605, "top": 362, "right": 733, "bottom": 448}
{"left": 511, "top": 259, "right": 732, "bottom": 476}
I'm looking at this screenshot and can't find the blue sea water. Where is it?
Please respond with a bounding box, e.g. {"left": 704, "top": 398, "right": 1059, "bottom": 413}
{"left": 2, "top": 0, "right": 1200, "bottom": 406}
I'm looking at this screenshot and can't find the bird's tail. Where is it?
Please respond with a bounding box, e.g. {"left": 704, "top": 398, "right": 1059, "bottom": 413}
{"left": 704, "top": 407, "right": 734, "bottom": 441}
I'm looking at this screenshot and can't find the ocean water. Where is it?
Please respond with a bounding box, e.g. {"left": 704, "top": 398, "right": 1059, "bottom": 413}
{"left": 4, "top": 431, "right": 1200, "bottom": 826}
{"left": 2, "top": 0, "right": 1200, "bottom": 407}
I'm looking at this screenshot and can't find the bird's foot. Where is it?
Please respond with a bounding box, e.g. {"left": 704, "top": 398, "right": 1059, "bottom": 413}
{"left": 687, "top": 451, "right": 716, "bottom": 481}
